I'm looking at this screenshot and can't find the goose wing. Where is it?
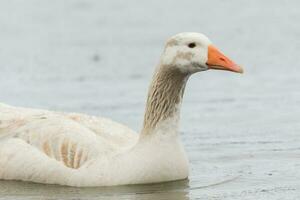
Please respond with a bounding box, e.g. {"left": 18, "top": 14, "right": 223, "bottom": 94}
{"left": 0, "top": 103, "right": 138, "bottom": 185}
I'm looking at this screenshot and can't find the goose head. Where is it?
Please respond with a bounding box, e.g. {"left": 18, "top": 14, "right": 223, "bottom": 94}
{"left": 161, "top": 32, "right": 243, "bottom": 74}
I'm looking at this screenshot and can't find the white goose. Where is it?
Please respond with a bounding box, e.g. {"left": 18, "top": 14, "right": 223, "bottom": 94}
{"left": 0, "top": 32, "right": 243, "bottom": 187}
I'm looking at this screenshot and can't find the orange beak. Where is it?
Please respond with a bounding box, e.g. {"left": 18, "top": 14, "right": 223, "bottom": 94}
{"left": 206, "top": 45, "right": 243, "bottom": 73}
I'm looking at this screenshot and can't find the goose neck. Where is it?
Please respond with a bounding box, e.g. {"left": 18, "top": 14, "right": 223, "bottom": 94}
{"left": 141, "top": 65, "right": 189, "bottom": 137}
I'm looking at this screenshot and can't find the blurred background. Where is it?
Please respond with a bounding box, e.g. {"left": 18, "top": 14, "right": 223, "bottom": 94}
{"left": 0, "top": 0, "right": 300, "bottom": 199}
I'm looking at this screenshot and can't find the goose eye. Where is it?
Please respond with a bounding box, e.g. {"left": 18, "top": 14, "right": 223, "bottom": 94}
{"left": 188, "top": 43, "right": 196, "bottom": 48}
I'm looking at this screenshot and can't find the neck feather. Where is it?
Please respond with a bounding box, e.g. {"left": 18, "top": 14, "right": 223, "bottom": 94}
{"left": 141, "top": 65, "right": 189, "bottom": 136}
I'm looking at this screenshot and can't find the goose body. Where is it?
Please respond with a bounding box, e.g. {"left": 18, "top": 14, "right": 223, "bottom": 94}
{"left": 0, "top": 33, "right": 243, "bottom": 186}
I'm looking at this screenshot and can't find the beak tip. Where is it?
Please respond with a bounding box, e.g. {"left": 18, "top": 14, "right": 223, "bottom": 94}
{"left": 237, "top": 68, "right": 244, "bottom": 74}
{"left": 237, "top": 66, "right": 244, "bottom": 74}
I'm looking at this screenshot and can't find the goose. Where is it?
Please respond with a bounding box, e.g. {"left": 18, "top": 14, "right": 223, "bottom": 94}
{"left": 0, "top": 32, "right": 243, "bottom": 187}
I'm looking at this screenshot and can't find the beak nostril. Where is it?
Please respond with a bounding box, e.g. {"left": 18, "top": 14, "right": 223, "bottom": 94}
{"left": 219, "top": 57, "right": 226, "bottom": 62}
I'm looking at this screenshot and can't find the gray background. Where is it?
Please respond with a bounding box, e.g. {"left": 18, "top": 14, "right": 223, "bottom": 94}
{"left": 0, "top": 0, "right": 300, "bottom": 199}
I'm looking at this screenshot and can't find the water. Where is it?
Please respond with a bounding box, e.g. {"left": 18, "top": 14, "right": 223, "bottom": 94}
{"left": 0, "top": 0, "right": 300, "bottom": 199}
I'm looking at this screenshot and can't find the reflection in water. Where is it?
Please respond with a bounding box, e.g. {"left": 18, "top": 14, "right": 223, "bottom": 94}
{"left": 0, "top": 179, "right": 190, "bottom": 200}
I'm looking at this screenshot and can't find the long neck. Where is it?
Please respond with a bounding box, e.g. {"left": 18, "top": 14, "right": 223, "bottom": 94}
{"left": 141, "top": 65, "right": 189, "bottom": 137}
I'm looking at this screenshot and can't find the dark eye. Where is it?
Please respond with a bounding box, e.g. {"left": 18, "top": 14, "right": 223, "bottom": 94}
{"left": 188, "top": 43, "right": 196, "bottom": 48}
